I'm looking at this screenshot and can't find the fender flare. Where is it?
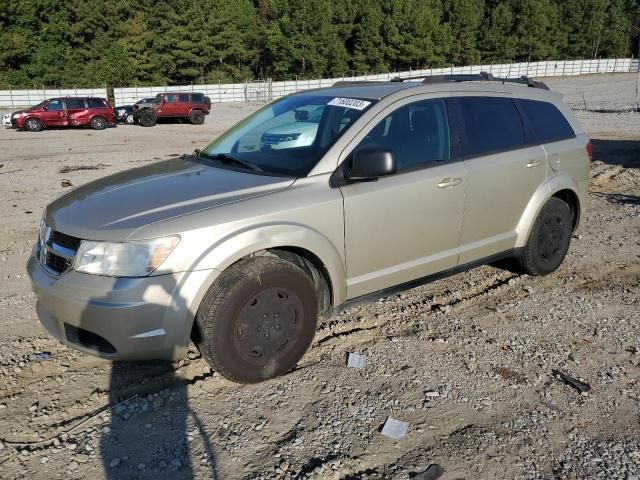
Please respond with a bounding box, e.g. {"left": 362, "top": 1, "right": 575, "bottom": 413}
{"left": 176, "top": 223, "right": 347, "bottom": 331}
{"left": 515, "top": 174, "right": 580, "bottom": 247}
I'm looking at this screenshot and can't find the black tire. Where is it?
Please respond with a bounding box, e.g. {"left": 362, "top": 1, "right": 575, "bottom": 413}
{"left": 193, "top": 256, "right": 319, "bottom": 383}
{"left": 516, "top": 197, "right": 572, "bottom": 276}
{"left": 90, "top": 116, "right": 107, "bottom": 130}
{"left": 189, "top": 109, "right": 205, "bottom": 125}
{"left": 25, "top": 118, "right": 43, "bottom": 132}
{"left": 138, "top": 110, "right": 157, "bottom": 127}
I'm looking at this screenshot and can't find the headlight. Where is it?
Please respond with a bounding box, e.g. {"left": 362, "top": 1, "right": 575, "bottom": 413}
{"left": 282, "top": 133, "right": 301, "bottom": 142}
{"left": 74, "top": 236, "right": 179, "bottom": 277}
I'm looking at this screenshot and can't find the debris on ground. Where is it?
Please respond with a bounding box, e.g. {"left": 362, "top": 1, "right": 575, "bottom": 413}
{"left": 381, "top": 418, "right": 410, "bottom": 439}
{"left": 552, "top": 369, "right": 592, "bottom": 393}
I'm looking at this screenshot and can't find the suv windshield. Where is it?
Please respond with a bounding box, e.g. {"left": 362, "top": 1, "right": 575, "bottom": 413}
{"left": 200, "top": 95, "right": 375, "bottom": 177}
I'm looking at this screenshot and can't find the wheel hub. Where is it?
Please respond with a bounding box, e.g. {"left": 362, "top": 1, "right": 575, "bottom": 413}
{"left": 538, "top": 214, "right": 565, "bottom": 262}
{"left": 233, "top": 287, "right": 302, "bottom": 364}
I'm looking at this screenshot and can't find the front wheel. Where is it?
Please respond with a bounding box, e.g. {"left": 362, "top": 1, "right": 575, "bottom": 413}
{"left": 516, "top": 197, "right": 572, "bottom": 276}
{"left": 25, "top": 118, "right": 43, "bottom": 132}
{"left": 138, "top": 110, "right": 157, "bottom": 127}
{"left": 193, "top": 257, "right": 319, "bottom": 383}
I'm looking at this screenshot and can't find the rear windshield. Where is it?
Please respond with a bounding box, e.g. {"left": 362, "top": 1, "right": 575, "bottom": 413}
{"left": 518, "top": 99, "right": 575, "bottom": 144}
{"left": 200, "top": 95, "right": 376, "bottom": 177}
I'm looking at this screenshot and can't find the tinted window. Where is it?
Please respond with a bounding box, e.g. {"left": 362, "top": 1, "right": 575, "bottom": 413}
{"left": 519, "top": 99, "right": 575, "bottom": 143}
{"left": 65, "top": 98, "right": 85, "bottom": 109}
{"left": 47, "top": 100, "right": 64, "bottom": 111}
{"left": 164, "top": 94, "right": 177, "bottom": 103}
{"left": 456, "top": 97, "right": 525, "bottom": 158}
{"left": 192, "top": 93, "right": 204, "bottom": 103}
{"left": 354, "top": 99, "right": 450, "bottom": 171}
{"left": 87, "top": 98, "right": 106, "bottom": 108}
{"left": 179, "top": 94, "right": 190, "bottom": 102}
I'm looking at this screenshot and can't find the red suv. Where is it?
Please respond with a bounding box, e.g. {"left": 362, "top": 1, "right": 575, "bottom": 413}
{"left": 11, "top": 97, "right": 117, "bottom": 132}
{"left": 133, "top": 92, "right": 210, "bottom": 127}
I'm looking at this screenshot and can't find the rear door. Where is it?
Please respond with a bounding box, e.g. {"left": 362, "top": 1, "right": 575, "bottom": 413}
{"left": 177, "top": 93, "right": 191, "bottom": 116}
{"left": 340, "top": 95, "right": 467, "bottom": 298}
{"left": 41, "top": 99, "right": 67, "bottom": 126}
{"left": 450, "top": 95, "right": 547, "bottom": 264}
{"left": 65, "top": 98, "right": 88, "bottom": 126}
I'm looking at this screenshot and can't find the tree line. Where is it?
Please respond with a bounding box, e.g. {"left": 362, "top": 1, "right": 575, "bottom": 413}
{"left": 0, "top": 0, "right": 638, "bottom": 89}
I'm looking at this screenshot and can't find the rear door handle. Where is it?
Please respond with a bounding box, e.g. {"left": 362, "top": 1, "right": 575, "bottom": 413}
{"left": 526, "top": 159, "right": 544, "bottom": 168}
{"left": 437, "top": 177, "right": 462, "bottom": 188}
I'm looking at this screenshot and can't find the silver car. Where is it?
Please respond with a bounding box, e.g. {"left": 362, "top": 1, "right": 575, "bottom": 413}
{"left": 28, "top": 74, "right": 590, "bottom": 383}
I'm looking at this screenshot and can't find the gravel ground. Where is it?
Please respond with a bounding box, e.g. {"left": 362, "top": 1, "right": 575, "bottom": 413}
{"left": 0, "top": 74, "right": 638, "bottom": 480}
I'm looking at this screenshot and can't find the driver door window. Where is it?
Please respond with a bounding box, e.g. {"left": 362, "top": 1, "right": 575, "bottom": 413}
{"left": 354, "top": 99, "right": 450, "bottom": 171}
{"left": 46, "top": 100, "right": 64, "bottom": 111}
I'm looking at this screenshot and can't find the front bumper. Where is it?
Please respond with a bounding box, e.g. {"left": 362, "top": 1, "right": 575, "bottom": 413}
{"left": 2, "top": 114, "right": 11, "bottom": 128}
{"left": 27, "top": 253, "right": 196, "bottom": 361}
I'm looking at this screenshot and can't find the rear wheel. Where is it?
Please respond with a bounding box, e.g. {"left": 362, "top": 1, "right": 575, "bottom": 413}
{"left": 193, "top": 257, "right": 319, "bottom": 383}
{"left": 25, "top": 118, "right": 43, "bottom": 132}
{"left": 516, "top": 197, "right": 572, "bottom": 276}
{"left": 138, "top": 110, "right": 157, "bottom": 127}
{"left": 189, "top": 109, "right": 205, "bottom": 125}
{"left": 90, "top": 116, "right": 107, "bottom": 130}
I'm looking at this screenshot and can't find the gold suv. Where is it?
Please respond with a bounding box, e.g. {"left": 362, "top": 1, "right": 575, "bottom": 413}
{"left": 28, "top": 73, "right": 590, "bottom": 383}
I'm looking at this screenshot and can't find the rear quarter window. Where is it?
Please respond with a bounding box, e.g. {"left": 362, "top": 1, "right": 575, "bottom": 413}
{"left": 192, "top": 93, "right": 204, "bottom": 103}
{"left": 518, "top": 99, "right": 575, "bottom": 144}
{"left": 87, "top": 98, "right": 107, "bottom": 109}
{"left": 455, "top": 97, "right": 526, "bottom": 158}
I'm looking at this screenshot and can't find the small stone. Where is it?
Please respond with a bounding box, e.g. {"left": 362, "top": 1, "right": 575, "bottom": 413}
{"left": 137, "top": 463, "right": 146, "bottom": 470}
{"left": 75, "top": 454, "right": 89, "bottom": 463}
{"left": 109, "top": 458, "right": 121, "bottom": 468}
{"left": 171, "top": 458, "right": 182, "bottom": 467}
{"left": 68, "top": 461, "right": 78, "bottom": 471}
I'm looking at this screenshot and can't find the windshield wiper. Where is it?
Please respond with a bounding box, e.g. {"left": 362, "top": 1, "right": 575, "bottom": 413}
{"left": 193, "top": 149, "right": 263, "bottom": 173}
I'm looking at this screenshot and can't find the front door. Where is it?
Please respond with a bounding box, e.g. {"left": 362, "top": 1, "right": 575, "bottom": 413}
{"left": 340, "top": 97, "right": 467, "bottom": 299}
{"left": 157, "top": 93, "right": 179, "bottom": 117}
{"left": 41, "top": 99, "right": 67, "bottom": 127}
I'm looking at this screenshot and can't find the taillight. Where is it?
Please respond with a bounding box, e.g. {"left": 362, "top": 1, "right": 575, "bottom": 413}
{"left": 586, "top": 140, "right": 593, "bottom": 161}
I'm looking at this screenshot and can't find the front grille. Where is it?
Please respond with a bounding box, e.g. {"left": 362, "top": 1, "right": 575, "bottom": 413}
{"left": 49, "top": 230, "right": 81, "bottom": 251}
{"left": 64, "top": 324, "right": 116, "bottom": 354}
{"left": 261, "top": 133, "right": 295, "bottom": 145}
{"left": 45, "top": 251, "right": 72, "bottom": 274}
{"left": 39, "top": 227, "right": 81, "bottom": 276}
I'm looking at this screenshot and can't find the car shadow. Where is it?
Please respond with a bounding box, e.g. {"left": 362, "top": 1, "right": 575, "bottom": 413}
{"left": 77, "top": 275, "right": 219, "bottom": 479}
{"left": 591, "top": 139, "right": 640, "bottom": 169}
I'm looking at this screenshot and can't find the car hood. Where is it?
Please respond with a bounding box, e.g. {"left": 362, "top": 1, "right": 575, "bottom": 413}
{"left": 46, "top": 158, "right": 295, "bottom": 241}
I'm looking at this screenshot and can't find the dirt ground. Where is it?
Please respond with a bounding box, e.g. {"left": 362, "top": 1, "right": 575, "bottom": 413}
{"left": 0, "top": 74, "right": 638, "bottom": 480}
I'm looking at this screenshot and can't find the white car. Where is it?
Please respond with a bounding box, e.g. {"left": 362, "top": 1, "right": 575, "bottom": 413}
{"left": 2, "top": 113, "right": 12, "bottom": 128}
{"left": 260, "top": 106, "right": 323, "bottom": 150}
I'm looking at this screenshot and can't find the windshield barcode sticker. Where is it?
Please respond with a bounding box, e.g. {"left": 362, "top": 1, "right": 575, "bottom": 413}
{"left": 327, "top": 97, "right": 371, "bottom": 110}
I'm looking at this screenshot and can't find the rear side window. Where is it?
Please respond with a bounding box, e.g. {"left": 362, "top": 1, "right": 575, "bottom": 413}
{"left": 65, "top": 98, "right": 85, "bottom": 109}
{"left": 87, "top": 98, "right": 106, "bottom": 108}
{"left": 455, "top": 97, "right": 525, "bottom": 158}
{"left": 192, "top": 93, "right": 204, "bottom": 103}
{"left": 179, "top": 94, "right": 190, "bottom": 102}
{"left": 519, "top": 99, "right": 575, "bottom": 144}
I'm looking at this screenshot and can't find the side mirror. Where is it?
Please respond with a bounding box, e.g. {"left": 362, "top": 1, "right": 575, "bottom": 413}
{"left": 42, "top": 106, "right": 48, "bottom": 111}
{"left": 344, "top": 148, "right": 396, "bottom": 181}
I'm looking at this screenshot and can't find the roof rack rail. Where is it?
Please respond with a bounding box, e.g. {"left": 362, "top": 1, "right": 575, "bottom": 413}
{"left": 390, "top": 71, "right": 549, "bottom": 90}
{"left": 332, "top": 80, "right": 396, "bottom": 87}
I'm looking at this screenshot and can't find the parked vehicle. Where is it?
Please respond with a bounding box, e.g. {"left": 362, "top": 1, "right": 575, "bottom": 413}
{"left": 114, "top": 98, "right": 155, "bottom": 124}
{"left": 28, "top": 74, "right": 590, "bottom": 383}
{"left": 2, "top": 113, "right": 11, "bottom": 128}
{"left": 10, "top": 97, "right": 116, "bottom": 131}
{"left": 260, "top": 106, "right": 324, "bottom": 150}
{"left": 133, "top": 92, "right": 210, "bottom": 127}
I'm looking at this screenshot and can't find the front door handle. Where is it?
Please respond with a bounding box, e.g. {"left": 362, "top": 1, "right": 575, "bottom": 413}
{"left": 437, "top": 177, "right": 462, "bottom": 188}
{"left": 526, "top": 159, "right": 544, "bottom": 168}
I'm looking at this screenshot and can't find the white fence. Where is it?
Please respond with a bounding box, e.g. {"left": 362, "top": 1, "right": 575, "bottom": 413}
{"left": 0, "top": 87, "right": 107, "bottom": 109}
{"left": 1, "top": 58, "right": 638, "bottom": 109}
